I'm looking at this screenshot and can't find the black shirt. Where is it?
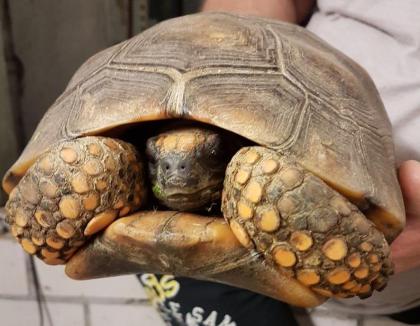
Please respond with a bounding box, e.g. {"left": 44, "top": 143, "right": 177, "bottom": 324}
{"left": 138, "top": 274, "right": 298, "bottom": 326}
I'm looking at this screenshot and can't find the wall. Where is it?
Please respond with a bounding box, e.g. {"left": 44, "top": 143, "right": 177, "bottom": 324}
{"left": 8, "top": 0, "right": 132, "bottom": 142}
{"left": 0, "top": 1, "right": 19, "bottom": 204}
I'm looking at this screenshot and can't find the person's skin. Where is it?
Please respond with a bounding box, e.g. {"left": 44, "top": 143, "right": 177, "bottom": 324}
{"left": 393, "top": 161, "right": 420, "bottom": 273}
{"left": 201, "top": 0, "right": 420, "bottom": 274}
{"left": 202, "top": 0, "right": 315, "bottom": 23}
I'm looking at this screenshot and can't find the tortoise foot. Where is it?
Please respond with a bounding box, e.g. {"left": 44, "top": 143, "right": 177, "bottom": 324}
{"left": 222, "top": 146, "right": 393, "bottom": 299}
{"left": 5, "top": 136, "right": 146, "bottom": 264}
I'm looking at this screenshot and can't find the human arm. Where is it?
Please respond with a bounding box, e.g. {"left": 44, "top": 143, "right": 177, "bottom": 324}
{"left": 201, "top": 0, "right": 315, "bottom": 24}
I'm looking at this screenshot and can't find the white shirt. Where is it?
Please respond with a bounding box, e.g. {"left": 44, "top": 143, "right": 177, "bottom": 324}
{"left": 307, "top": 0, "right": 420, "bottom": 314}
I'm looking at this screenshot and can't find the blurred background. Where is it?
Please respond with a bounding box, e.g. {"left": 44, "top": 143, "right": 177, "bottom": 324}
{"left": 0, "top": 1, "right": 201, "bottom": 326}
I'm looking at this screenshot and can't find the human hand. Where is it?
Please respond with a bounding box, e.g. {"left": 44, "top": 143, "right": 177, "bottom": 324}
{"left": 391, "top": 160, "right": 420, "bottom": 273}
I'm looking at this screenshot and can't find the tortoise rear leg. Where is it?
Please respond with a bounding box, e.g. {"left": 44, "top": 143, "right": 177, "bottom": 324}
{"left": 5, "top": 137, "right": 146, "bottom": 265}
{"left": 222, "top": 147, "right": 393, "bottom": 299}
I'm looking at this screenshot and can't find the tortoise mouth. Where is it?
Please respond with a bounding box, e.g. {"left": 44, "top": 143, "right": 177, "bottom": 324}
{"left": 162, "top": 186, "right": 222, "bottom": 212}
{"left": 153, "top": 180, "right": 223, "bottom": 212}
{"left": 164, "top": 182, "right": 222, "bottom": 198}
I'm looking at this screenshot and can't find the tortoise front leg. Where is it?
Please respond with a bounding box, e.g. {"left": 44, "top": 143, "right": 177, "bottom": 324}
{"left": 222, "top": 147, "right": 393, "bottom": 299}
{"left": 5, "top": 136, "right": 146, "bottom": 264}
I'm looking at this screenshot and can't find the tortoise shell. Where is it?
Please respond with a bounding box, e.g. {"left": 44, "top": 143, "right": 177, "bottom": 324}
{"left": 2, "top": 12, "right": 404, "bottom": 240}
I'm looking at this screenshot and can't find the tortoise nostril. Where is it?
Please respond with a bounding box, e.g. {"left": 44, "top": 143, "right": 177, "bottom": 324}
{"left": 161, "top": 158, "right": 189, "bottom": 175}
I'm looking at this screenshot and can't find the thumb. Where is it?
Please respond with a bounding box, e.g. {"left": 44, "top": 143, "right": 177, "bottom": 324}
{"left": 398, "top": 160, "right": 420, "bottom": 217}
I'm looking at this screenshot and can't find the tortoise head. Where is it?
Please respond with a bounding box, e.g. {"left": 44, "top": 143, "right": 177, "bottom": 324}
{"left": 145, "top": 127, "right": 228, "bottom": 211}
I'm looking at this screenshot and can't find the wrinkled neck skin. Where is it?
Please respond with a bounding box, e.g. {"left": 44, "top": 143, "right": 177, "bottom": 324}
{"left": 145, "top": 127, "right": 229, "bottom": 211}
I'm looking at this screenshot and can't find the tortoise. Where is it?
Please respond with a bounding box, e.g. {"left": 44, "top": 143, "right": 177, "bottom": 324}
{"left": 2, "top": 12, "right": 405, "bottom": 308}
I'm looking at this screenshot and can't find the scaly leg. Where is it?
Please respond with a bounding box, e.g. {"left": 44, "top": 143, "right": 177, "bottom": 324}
{"left": 222, "top": 146, "right": 392, "bottom": 299}
{"left": 6, "top": 137, "right": 146, "bottom": 264}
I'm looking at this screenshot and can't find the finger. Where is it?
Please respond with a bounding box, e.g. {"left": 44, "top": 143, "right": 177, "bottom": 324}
{"left": 398, "top": 160, "right": 420, "bottom": 217}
